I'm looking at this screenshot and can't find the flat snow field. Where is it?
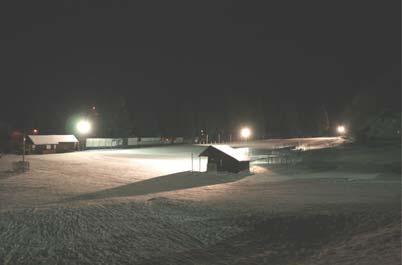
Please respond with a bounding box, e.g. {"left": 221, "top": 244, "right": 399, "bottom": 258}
{"left": 0, "top": 137, "right": 400, "bottom": 265}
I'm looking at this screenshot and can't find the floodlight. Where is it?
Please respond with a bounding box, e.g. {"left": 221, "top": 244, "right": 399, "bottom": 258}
{"left": 76, "top": 120, "right": 91, "bottom": 134}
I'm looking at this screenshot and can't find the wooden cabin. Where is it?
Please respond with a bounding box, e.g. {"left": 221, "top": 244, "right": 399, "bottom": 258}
{"left": 199, "top": 145, "right": 250, "bottom": 173}
{"left": 27, "top": 135, "right": 79, "bottom": 154}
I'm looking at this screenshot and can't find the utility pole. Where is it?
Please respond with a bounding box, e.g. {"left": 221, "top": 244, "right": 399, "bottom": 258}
{"left": 22, "top": 132, "right": 25, "bottom": 163}
{"left": 19, "top": 131, "right": 29, "bottom": 172}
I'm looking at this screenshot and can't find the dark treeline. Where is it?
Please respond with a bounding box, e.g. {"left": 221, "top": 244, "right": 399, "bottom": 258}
{"left": 2, "top": 88, "right": 398, "bottom": 142}
{"left": 0, "top": 70, "right": 400, "bottom": 145}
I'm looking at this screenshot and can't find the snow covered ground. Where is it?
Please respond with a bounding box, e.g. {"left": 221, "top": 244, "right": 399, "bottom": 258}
{"left": 0, "top": 137, "right": 400, "bottom": 264}
{"left": 230, "top": 136, "right": 347, "bottom": 150}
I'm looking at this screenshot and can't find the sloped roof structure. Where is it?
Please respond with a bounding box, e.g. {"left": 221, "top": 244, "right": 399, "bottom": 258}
{"left": 28, "top": 135, "right": 79, "bottom": 145}
{"left": 199, "top": 145, "right": 250, "bottom": 161}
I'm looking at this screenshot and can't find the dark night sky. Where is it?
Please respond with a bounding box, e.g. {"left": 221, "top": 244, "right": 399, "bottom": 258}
{"left": 0, "top": 0, "right": 400, "bottom": 136}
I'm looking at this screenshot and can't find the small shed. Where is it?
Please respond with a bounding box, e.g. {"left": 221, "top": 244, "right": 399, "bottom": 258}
{"left": 199, "top": 145, "right": 250, "bottom": 173}
{"left": 27, "top": 135, "right": 79, "bottom": 154}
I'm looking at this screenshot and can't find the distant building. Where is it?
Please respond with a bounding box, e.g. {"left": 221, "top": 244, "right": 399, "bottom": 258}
{"left": 86, "top": 138, "right": 124, "bottom": 149}
{"left": 86, "top": 137, "right": 185, "bottom": 149}
{"left": 27, "top": 135, "right": 79, "bottom": 154}
{"left": 199, "top": 145, "right": 250, "bottom": 173}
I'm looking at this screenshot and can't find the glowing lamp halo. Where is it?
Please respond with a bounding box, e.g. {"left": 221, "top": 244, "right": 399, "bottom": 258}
{"left": 240, "top": 127, "right": 252, "bottom": 139}
{"left": 76, "top": 120, "right": 91, "bottom": 135}
{"left": 337, "top": 125, "right": 346, "bottom": 134}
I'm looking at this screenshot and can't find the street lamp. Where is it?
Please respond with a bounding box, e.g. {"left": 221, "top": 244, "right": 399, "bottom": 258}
{"left": 240, "top": 127, "right": 251, "bottom": 142}
{"left": 337, "top": 125, "right": 346, "bottom": 135}
{"left": 76, "top": 120, "right": 91, "bottom": 135}
{"left": 76, "top": 120, "right": 91, "bottom": 151}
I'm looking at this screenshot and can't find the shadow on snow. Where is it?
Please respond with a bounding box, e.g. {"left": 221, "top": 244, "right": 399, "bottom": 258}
{"left": 64, "top": 170, "right": 251, "bottom": 202}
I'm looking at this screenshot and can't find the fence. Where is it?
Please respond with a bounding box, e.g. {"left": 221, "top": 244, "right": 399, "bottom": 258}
{"left": 250, "top": 147, "right": 303, "bottom": 166}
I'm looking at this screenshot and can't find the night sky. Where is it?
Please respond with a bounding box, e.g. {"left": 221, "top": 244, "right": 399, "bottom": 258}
{"left": 0, "top": 0, "right": 400, "bottom": 137}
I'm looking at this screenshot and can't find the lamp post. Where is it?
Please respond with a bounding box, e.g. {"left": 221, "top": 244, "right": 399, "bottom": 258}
{"left": 22, "top": 133, "right": 25, "bottom": 163}
{"left": 76, "top": 120, "right": 91, "bottom": 150}
{"left": 18, "top": 130, "right": 29, "bottom": 172}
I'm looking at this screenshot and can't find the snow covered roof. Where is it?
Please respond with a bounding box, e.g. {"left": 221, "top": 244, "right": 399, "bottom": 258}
{"left": 199, "top": 145, "right": 250, "bottom": 161}
{"left": 28, "top": 135, "right": 79, "bottom": 145}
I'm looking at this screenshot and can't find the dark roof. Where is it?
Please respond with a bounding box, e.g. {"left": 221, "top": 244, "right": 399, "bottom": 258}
{"left": 199, "top": 145, "right": 250, "bottom": 162}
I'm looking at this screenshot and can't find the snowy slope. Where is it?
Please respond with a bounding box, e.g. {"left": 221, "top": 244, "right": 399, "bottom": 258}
{"left": 0, "top": 138, "right": 400, "bottom": 264}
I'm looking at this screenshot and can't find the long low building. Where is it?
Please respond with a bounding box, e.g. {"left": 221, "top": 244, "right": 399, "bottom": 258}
{"left": 86, "top": 137, "right": 184, "bottom": 149}
{"left": 27, "top": 135, "right": 79, "bottom": 154}
{"left": 86, "top": 138, "right": 124, "bottom": 148}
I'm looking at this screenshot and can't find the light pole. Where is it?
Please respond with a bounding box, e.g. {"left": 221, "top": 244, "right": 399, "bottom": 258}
{"left": 22, "top": 132, "right": 25, "bottom": 163}
{"left": 76, "top": 120, "right": 91, "bottom": 150}
{"left": 18, "top": 130, "right": 29, "bottom": 172}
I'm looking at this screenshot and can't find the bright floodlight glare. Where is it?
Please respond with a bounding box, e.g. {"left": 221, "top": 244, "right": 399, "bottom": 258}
{"left": 76, "top": 120, "right": 91, "bottom": 134}
{"left": 337, "top": 125, "right": 346, "bottom": 134}
{"left": 241, "top": 127, "right": 251, "bottom": 139}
